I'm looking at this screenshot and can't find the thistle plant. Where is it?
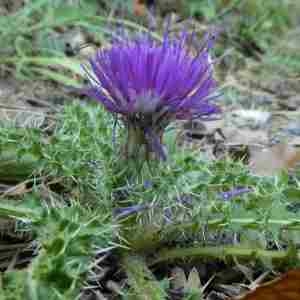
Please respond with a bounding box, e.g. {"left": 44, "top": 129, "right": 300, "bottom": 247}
{"left": 82, "top": 28, "right": 220, "bottom": 161}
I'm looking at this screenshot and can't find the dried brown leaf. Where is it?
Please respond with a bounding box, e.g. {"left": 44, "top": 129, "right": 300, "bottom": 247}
{"left": 249, "top": 143, "right": 300, "bottom": 176}
{"left": 133, "top": 0, "right": 147, "bottom": 16}
{"left": 233, "top": 269, "right": 300, "bottom": 300}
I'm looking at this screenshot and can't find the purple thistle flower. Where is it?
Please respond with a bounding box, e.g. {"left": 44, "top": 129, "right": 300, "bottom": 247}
{"left": 82, "top": 29, "right": 220, "bottom": 160}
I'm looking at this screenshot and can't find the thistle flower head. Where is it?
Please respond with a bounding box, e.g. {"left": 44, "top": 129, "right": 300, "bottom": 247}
{"left": 82, "top": 28, "right": 220, "bottom": 160}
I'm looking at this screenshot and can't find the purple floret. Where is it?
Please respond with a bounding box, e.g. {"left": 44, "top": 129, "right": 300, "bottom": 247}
{"left": 219, "top": 187, "right": 253, "bottom": 201}
{"left": 113, "top": 204, "right": 150, "bottom": 219}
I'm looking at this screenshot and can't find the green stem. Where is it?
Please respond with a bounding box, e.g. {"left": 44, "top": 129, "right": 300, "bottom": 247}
{"left": 0, "top": 145, "right": 40, "bottom": 183}
{"left": 0, "top": 203, "right": 38, "bottom": 220}
{"left": 207, "top": 217, "right": 300, "bottom": 228}
{"left": 126, "top": 124, "right": 145, "bottom": 160}
{"left": 122, "top": 254, "right": 167, "bottom": 300}
{"left": 167, "top": 217, "right": 300, "bottom": 236}
{"left": 124, "top": 215, "right": 300, "bottom": 253}
{"left": 151, "top": 246, "right": 300, "bottom": 266}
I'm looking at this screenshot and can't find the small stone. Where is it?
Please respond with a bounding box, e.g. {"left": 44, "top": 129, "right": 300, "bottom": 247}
{"left": 231, "top": 110, "right": 271, "bottom": 129}
{"left": 287, "top": 120, "right": 300, "bottom": 136}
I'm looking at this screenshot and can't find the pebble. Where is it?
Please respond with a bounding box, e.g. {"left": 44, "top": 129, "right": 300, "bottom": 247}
{"left": 286, "top": 120, "right": 300, "bottom": 136}
{"left": 231, "top": 109, "right": 272, "bottom": 129}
